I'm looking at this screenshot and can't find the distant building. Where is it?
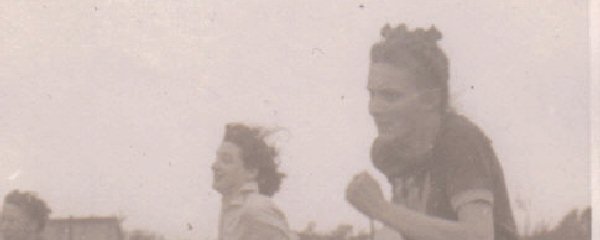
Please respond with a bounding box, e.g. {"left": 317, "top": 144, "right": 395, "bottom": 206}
{"left": 125, "top": 230, "right": 165, "bottom": 240}
{"left": 43, "top": 216, "right": 124, "bottom": 240}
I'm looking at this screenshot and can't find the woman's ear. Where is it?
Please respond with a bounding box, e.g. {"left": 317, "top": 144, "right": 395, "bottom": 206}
{"left": 419, "top": 89, "right": 443, "bottom": 111}
{"left": 245, "top": 168, "right": 259, "bottom": 182}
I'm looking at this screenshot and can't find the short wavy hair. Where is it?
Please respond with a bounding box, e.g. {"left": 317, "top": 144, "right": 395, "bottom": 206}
{"left": 370, "top": 23, "right": 450, "bottom": 110}
{"left": 223, "top": 123, "right": 286, "bottom": 196}
{"left": 3, "top": 190, "right": 52, "bottom": 232}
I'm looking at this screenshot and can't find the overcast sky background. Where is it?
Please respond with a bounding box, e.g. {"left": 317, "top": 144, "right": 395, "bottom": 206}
{"left": 0, "top": 1, "right": 590, "bottom": 239}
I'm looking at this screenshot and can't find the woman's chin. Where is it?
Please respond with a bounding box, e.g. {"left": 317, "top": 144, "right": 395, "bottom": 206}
{"left": 212, "top": 183, "right": 223, "bottom": 193}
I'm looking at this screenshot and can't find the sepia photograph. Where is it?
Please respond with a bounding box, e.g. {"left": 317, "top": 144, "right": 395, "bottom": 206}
{"left": 0, "top": 1, "right": 596, "bottom": 240}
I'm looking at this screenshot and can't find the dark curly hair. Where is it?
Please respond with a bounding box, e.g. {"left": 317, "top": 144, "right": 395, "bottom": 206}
{"left": 370, "top": 23, "right": 450, "bottom": 110}
{"left": 223, "top": 123, "right": 286, "bottom": 197}
{"left": 3, "top": 190, "right": 52, "bottom": 232}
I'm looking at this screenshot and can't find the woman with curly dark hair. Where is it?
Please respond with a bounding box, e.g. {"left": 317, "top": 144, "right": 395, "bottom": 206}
{"left": 212, "top": 123, "right": 294, "bottom": 240}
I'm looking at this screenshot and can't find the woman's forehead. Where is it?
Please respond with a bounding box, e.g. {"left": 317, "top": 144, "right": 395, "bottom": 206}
{"left": 368, "top": 63, "right": 419, "bottom": 91}
{"left": 217, "top": 141, "right": 241, "bottom": 154}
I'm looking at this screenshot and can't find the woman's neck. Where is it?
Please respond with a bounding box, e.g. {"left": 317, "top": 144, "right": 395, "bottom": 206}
{"left": 221, "top": 181, "right": 258, "bottom": 202}
{"left": 411, "top": 111, "right": 443, "bottom": 155}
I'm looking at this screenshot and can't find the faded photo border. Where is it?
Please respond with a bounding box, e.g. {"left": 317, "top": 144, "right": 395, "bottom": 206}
{"left": 0, "top": 1, "right": 597, "bottom": 240}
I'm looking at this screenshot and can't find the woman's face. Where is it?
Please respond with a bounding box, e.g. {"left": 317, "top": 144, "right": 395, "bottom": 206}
{"left": 368, "top": 63, "right": 425, "bottom": 141}
{"left": 211, "top": 141, "right": 256, "bottom": 195}
{"left": 368, "top": 62, "right": 442, "bottom": 176}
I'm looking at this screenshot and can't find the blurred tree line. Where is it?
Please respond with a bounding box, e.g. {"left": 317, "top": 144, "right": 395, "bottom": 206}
{"left": 297, "top": 206, "right": 591, "bottom": 240}
{"left": 523, "top": 207, "right": 591, "bottom": 240}
{"left": 297, "top": 222, "right": 371, "bottom": 240}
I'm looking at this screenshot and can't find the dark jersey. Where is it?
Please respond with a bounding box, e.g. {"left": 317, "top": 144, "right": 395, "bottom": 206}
{"left": 390, "top": 112, "right": 518, "bottom": 240}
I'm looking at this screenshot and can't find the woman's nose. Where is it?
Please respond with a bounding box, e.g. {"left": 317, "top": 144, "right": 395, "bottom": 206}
{"left": 211, "top": 161, "right": 221, "bottom": 171}
{"left": 369, "top": 98, "right": 386, "bottom": 116}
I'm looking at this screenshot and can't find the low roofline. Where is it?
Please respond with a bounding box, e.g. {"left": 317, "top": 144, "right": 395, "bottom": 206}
{"left": 47, "top": 216, "right": 123, "bottom": 223}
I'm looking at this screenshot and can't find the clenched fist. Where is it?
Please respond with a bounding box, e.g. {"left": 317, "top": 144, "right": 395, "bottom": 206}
{"left": 345, "top": 172, "right": 388, "bottom": 219}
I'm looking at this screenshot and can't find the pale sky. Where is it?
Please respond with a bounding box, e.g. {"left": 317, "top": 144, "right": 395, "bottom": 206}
{"left": 0, "top": 1, "right": 590, "bottom": 240}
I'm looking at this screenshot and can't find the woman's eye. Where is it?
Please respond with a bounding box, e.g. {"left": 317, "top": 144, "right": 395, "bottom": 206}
{"left": 381, "top": 91, "right": 403, "bottom": 101}
{"left": 217, "top": 154, "right": 232, "bottom": 164}
{"left": 221, "top": 158, "right": 230, "bottom": 164}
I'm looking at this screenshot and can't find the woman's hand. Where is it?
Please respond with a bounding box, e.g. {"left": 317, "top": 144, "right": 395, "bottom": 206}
{"left": 345, "top": 172, "right": 388, "bottom": 219}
